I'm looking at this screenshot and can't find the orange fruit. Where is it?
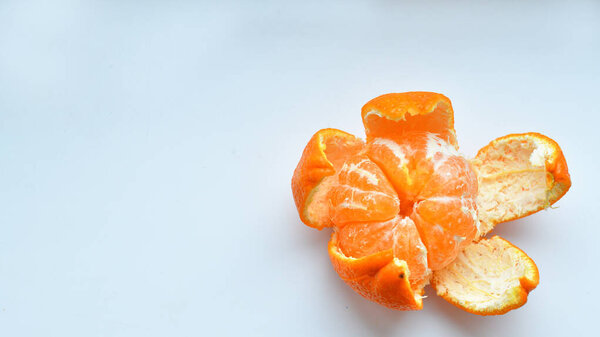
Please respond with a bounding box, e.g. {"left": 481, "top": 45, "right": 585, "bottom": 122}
{"left": 291, "top": 92, "right": 571, "bottom": 315}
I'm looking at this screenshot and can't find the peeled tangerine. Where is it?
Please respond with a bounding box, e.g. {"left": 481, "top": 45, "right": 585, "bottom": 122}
{"left": 291, "top": 92, "right": 571, "bottom": 315}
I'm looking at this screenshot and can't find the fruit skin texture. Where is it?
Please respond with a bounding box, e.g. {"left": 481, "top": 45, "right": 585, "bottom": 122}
{"left": 291, "top": 92, "right": 571, "bottom": 315}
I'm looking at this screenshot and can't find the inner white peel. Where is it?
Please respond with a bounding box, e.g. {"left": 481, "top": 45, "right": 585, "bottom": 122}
{"left": 471, "top": 138, "right": 551, "bottom": 236}
{"left": 433, "top": 236, "right": 538, "bottom": 314}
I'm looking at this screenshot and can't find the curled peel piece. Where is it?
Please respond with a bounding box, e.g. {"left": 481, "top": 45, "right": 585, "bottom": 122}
{"left": 471, "top": 132, "right": 571, "bottom": 235}
{"left": 432, "top": 236, "right": 539, "bottom": 316}
{"left": 362, "top": 92, "right": 457, "bottom": 147}
{"left": 328, "top": 233, "right": 424, "bottom": 310}
{"left": 291, "top": 129, "right": 364, "bottom": 229}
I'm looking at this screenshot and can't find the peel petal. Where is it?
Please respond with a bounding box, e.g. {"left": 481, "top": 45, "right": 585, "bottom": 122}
{"left": 432, "top": 236, "right": 539, "bottom": 316}
{"left": 471, "top": 132, "right": 571, "bottom": 235}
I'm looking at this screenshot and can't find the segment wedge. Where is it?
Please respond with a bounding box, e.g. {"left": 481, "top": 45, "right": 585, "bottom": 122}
{"left": 328, "top": 156, "right": 400, "bottom": 226}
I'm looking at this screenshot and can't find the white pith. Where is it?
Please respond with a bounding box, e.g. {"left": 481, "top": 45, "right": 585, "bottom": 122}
{"left": 425, "top": 133, "right": 460, "bottom": 170}
{"left": 395, "top": 216, "right": 430, "bottom": 288}
{"left": 345, "top": 163, "right": 380, "bottom": 186}
{"left": 471, "top": 137, "right": 551, "bottom": 236}
{"left": 306, "top": 175, "right": 336, "bottom": 224}
{"left": 432, "top": 136, "right": 553, "bottom": 313}
{"left": 433, "top": 236, "right": 535, "bottom": 313}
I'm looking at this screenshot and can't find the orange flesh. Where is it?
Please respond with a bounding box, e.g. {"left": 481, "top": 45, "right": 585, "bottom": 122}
{"left": 332, "top": 132, "right": 478, "bottom": 280}
{"left": 323, "top": 134, "right": 365, "bottom": 169}
{"left": 328, "top": 156, "right": 400, "bottom": 225}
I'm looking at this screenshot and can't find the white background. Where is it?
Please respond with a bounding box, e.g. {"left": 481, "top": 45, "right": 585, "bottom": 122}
{"left": 1, "top": 1, "right": 598, "bottom": 336}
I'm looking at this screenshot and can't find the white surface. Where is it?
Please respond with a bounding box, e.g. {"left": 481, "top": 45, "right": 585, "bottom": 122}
{"left": 1, "top": 0, "right": 598, "bottom": 336}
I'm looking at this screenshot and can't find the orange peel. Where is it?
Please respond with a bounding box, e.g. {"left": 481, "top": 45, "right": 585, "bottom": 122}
{"left": 329, "top": 232, "right": 423, "bottom": 310}
{"left": 362, "top": 92, "right": 457, "bottom": 146}
{"left": 471, "top": 132, "right": 571, "bottom": 235}
{"left": 432, "top": 236, "right": 539, "bottom": 315}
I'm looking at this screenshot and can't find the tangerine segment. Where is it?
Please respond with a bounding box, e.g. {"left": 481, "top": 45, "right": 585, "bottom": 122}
{"left": 392, "top": 217, "right": 430, "bottom": 288}
{"left": 291, "top": 129, "right": 364, "bottom": 229}
{"left": 361, "top": 92, "right": 457, "bottom": 146}
{"left": 471, "top": 132, "right": 571, "bottom": 236}
{"left": 336, "top": 216, "right": 429, "bottom": 288}
{"left": 329, "top": 233, "right": 424, "bottom": 311}
{"left": 418, "top": 149, "right": 478, "bottom": 199}
{"left": 366, "top": 134, "right": 431, "bottom": 205}
{"left": 367, "top": 133, "right": 476, "bottom": 208}
{"left": 336, "top": 217, "right": 396, "bottom": 258}
{"left": 328, "top": 156, "right": 400, "bottom": 226}
{"left": 432, "top": 236, "right": 539, "bottom": 316}
{"left": 411, "top": 197, "right": 478, "bottom": 271}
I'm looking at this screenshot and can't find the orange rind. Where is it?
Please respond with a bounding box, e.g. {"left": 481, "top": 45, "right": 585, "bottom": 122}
{"left": 291, "top": 92, "right": 571, "bottom": 315}
{"left": 362, "top": 92, "right": 457, "bottom": 146}
{"left": 329, "top": 232, "right": 423, "bottom": 310}
{"left": 471, "top": 132, "right": 571, "bottom": 236}
{"left": 432, "top": 236, "right": 539, "bottom": 315}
